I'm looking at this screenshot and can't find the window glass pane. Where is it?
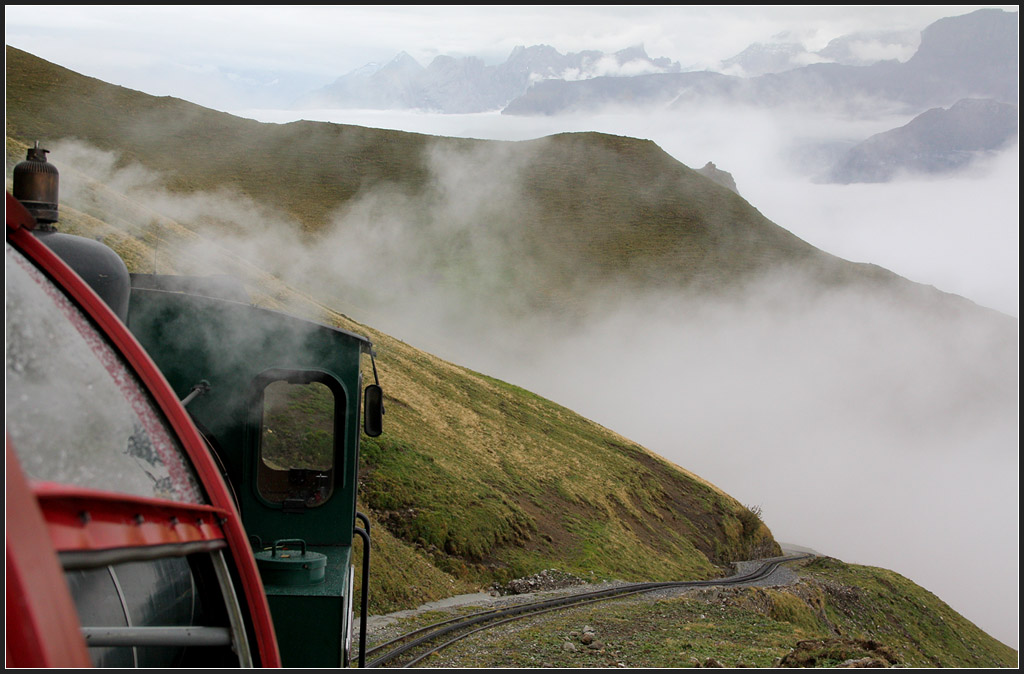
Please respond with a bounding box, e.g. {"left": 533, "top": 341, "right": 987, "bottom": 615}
{"left": 5, "top": 244, "right": 205, "bottom": 504}
{"left": 258, "top": 379, "right": 335, "bottom": 507}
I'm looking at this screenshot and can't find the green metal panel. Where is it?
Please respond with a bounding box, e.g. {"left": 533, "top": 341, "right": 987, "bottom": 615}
{"left": 126, "top": 285, "right": 369, "bottom": 667}
{"left": 262, "top": 546, "right": 353, "bottom": 667}
{"left": 266, "top": 594, "right": 345, "bottom": 668}
{"left": 127, "top": 287, "right": 368, "bottom": 545}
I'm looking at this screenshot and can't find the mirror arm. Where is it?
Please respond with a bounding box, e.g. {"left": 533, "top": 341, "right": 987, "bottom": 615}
{"left": 370, "top": 349, "right": 381, "bottom": 387}
{"left": 369, "top": 348, "right": 384, "bottom": 416}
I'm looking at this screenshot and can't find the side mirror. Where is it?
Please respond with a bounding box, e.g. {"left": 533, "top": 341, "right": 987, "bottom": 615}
{"left": 363, "top": 384, "right": 383, "bottom": 437}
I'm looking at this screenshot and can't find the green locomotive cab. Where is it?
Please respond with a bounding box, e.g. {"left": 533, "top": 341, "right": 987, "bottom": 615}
{"left": 126, "top": 275, "right": 381, "bottom": 667}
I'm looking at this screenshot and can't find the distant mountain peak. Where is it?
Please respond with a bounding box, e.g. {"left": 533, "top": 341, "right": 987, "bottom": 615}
{"left": 614, "top": 45, "right": 651, "bottom": 61}
{"left": 298, "top": 43, "right": 681, "bottom": 112}
{"left": 824, "top": 97, "right": 1019, "bottom": 183}
{"left": 718, "top": 27, "right": 921, "bottom": 77}
{"left": 379, "top": 51, "right": 424, "bottom": 73}
{"left": 389, "top": 50, "right": 416, "bottom": 63}
{"left": 509, "top": 44, "right": 561, "bottom": 57}
{"left": 503, "top": 8, "right": 1017, "bottom": 117}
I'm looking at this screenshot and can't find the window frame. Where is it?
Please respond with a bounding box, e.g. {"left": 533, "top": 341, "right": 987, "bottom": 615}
{"left": 251, "top": 368, "right": 347, "bottom": 510}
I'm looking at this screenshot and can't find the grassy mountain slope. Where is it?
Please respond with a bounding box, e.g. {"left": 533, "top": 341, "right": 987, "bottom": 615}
{"left": 6, "top": 48, "right": 1016, "bottom": 663}
{"left": 419, "top": 557, "right": 1018, "bottom": 668}
{"left": 6, "top": 45, "right": 927, "bottom": 325}
{"left": 5, "top": 135, "right": 778, "bottom": 613}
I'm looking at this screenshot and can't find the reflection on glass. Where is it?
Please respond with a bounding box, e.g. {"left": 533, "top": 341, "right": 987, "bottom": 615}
{"left": 257, "top": 379, "right": 335, "bottom": 507}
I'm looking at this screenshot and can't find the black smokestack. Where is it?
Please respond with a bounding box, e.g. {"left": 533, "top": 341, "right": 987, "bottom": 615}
{"left": 13, "top": 142, "right": 59, "bottom": 226}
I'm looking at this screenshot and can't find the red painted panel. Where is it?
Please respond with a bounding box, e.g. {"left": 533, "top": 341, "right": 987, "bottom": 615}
{"left": 5, "top": 442, "right": 91, "bottom": 668}
{"left": 5, "top": 191, "right": 36, "bottom": 232}
{"left": 34, "top": 483, "right": 230, "bottom": 552}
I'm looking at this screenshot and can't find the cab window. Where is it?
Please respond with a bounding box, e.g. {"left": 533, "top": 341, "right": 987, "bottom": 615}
{"left": 256, "top": 373, "right": 343, "bottom": 508}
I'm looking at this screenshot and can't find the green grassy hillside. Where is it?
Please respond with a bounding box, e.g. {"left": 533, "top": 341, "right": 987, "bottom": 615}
{"left": 418, "top": 556, "right": 1018, "bottom": 668}
{"left": 6, "top": 45, "right": 923, "bottom": 325}
{"left": 6, "top": 48, "right": 1015, "bottom": 665}
{"left": 5, "top": 140, "right": 779, "bottom": 613}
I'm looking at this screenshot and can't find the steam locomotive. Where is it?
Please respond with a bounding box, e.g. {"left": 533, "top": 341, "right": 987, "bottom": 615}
{"left": 6, "top": 145, "right": 384, "bottom": 667}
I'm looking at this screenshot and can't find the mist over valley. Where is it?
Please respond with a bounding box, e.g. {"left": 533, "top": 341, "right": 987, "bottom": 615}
{"left": 5, "top": 7, "right": 1018, "bottom": 650}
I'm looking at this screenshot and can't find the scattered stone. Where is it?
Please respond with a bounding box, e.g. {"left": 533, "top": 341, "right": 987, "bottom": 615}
{"left": 562, "top": 641, "right": 578, "bottom": 653}
{"left": 703, "top": 657, "right": 726, "bottom": 667}
{"left": 586, "top": 640, "right": 605, "bottom": 651}
{"left": 580, "top": 632, "right": 595, "bottom": 645}
{"left": 491, "top": 568, "right": 589, "bottom": 595}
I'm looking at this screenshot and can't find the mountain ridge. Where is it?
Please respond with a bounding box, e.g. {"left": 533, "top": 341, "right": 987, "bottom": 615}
{"left": 9, "top": 43, "right": 990, "bottom": 324}
{"left": 298, "top": 43, "right": 682, "bottom": 112}
{"left": 824, "top": 97, "right": 1019, "bottom": 183}
{"left": 502, "top": 8, "right": 1018, "bottom": 116}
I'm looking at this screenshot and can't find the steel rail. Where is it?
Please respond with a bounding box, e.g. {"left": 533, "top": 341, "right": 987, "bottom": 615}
{"left": 365, "top": 554, "right": 808, "bottom": 668}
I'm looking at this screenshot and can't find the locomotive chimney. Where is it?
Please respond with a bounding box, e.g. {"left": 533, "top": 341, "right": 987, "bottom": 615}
{"left": 13, "top": 145, "right": 132, "bottom": 321}
{"left": 13, "top": 142, "right": 59, "bottom": 226}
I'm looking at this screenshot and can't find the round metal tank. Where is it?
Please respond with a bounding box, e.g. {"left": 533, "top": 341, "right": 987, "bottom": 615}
{"left": 254, "top": 539, "right": 327, "bottom": 586}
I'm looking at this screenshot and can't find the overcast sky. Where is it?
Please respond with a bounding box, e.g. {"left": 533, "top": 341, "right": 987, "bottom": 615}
{"left": 5, "top": 5, "right": 1015, "bottom": 94}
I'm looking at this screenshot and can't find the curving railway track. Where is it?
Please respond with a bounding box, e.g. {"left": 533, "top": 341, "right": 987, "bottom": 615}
{"left": 363, "top": 554, "right": 810, "bottom": 668}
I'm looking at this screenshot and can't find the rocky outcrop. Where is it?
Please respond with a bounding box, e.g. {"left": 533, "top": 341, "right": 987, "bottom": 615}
{"left": 696, "top": 161, "right": 739, "bottom": 194}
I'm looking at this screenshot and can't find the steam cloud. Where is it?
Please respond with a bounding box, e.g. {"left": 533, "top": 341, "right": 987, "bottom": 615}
{"left": 47, "top": 98, "right": 1018, "bottom": 648}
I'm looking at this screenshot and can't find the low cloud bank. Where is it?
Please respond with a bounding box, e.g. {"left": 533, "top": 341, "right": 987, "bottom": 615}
{"left": 505, "top": 274, "right": 1017, "bottom": 646}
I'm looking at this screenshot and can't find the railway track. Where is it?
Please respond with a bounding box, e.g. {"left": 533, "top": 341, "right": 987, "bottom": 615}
{"left": 363, "top": 554, "right": 809, "bottom": 668}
